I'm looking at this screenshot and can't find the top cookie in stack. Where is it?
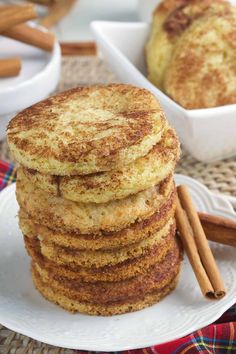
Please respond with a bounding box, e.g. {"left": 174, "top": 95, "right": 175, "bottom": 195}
{"left": 8, "top": 85, "right": 166, "bottom": 175}
{"left": 7, "top": 84, "right": 182, "bottom": 316}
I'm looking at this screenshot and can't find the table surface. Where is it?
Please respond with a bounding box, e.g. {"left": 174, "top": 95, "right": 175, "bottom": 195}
{"left": 0, "top": 55, "right": 236, "bottom": 354}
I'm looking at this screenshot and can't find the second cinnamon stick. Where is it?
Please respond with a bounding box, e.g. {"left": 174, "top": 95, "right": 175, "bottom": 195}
{"left": 199, "top": 212, "right": 236, "bottom": 247}
{"left": 60, "top": 42, "right": 97, "bottom": 56}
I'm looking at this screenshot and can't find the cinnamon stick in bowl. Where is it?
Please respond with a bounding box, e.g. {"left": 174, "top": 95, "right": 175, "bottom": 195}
{"left": 0, "top": 4, "right": 37, "bottom": 33}
{"left": 3, "top": 24, "right": 55, "bottom": 52}
{"left": 0, "top": 58, "right": 21, "bottom": 78}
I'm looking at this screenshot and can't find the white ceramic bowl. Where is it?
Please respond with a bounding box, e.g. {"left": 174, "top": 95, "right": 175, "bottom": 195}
{"left": 92, "top": 21, "right": 236, "bottom": 162}
{"left": 0, "top": 24, "right": 61, "bottom": 140}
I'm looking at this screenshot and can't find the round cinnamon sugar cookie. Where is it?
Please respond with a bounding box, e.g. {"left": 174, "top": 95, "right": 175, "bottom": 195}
{"left": 164, "top": 6, "right": 236, "bottom": 109}
{"left": 146, "top": 0, "right": 236, "bottom": 109}
{"left": 35, "top": 219, "right": 175, "bottom": 268}
{"left": 32, "top": 239, "right": 181, "bottom": 304}
{"left": 20, "top": 127, "right": 179, "bottom": 203}
{"left": 24, "top": 229, "right": 176, "bottom": 282}
{"left": 32, "top": 268, "right": 180, "bottom": 315}
{"left": 7, "top": 84, "right": 167, "bottom": 175}
{"left": 16, "top": 169, "right": 174, "bottom": 234}
{"left": 19, "top": 191, "right": 176, "bottom": 250}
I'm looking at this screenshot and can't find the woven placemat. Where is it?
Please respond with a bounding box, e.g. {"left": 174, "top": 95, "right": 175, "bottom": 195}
{"left": 0, "top": 56, "right": 236, "bottom": 354}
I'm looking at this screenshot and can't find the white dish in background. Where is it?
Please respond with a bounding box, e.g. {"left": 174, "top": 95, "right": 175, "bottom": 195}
{"left": 0, "top": 24, "right": 61, "bottom": 140}
{"left": 92, "top": 21, "right": 236, "bottom": 163}
{"left": 54, "top": 0, "right": 138, "bottom": 41}
{"left": 137, "top": 0, "right": 161, "bottom": 22}
{"left": 0, "top": 175, "right": 236, "bottom": 351}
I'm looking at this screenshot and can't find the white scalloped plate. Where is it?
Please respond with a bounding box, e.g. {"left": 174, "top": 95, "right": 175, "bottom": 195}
{"left": 0, "top": 175, "right": 235, "bottom": 351}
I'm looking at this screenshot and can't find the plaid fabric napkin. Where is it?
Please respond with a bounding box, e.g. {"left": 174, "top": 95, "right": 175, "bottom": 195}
{"left": 0, "top": 160, "right": 17, "bottom": 191}
{"left": 0, "top": 159, "right": 235, "bottom": 354}
{"left": 75, "top": 309, "right": 236, "bottom": 354}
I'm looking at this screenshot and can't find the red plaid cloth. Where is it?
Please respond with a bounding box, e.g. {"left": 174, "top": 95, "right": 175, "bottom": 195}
{"left": 1, "top": 160, "right": 235, "bottom": 354}
{"left": 0, "top": 160, "right": 17, "bottom": 191}
{"left": 76, "top": 308, "right": 236, "bottom": 354}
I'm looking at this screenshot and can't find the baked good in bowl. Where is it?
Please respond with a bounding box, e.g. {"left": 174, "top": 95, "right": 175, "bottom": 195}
{"left": 146, "top": 0, "right": 236, "bottom": 109}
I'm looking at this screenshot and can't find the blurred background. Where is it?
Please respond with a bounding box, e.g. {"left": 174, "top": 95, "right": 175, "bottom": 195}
{"left": 0, "top": 0, "right": 156, "bottom": 43}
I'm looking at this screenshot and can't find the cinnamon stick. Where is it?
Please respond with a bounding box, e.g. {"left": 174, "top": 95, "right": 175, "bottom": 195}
{"left": 3, "top": 24, "right": 55, "bottom": 52}
{"left": 199, "top": 212, "right": 236, "bottom": 247}
{"left": 0, "top": 5, "right": 37, "bottom": 33}
{"left": 0, "top": 58, "right": 21, "bottom": 78}
{"left": 28, "top": 0, "right": 56, "bottom": 5}
{"left": 39, "top": 0, "right": 76, "bottom": 28}
{"left": 176, "top": 197, "right": 215, "bottom": 298}
{"left": 60, "top": 42, "right": 97, "bottom": 56}
{"left": 177, "top": 185, "right": 226, "bottom": 299}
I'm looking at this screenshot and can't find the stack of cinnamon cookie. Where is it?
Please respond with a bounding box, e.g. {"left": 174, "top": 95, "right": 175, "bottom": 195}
{"left": 7, "top": 84, "right": 182, "bottom": 315}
